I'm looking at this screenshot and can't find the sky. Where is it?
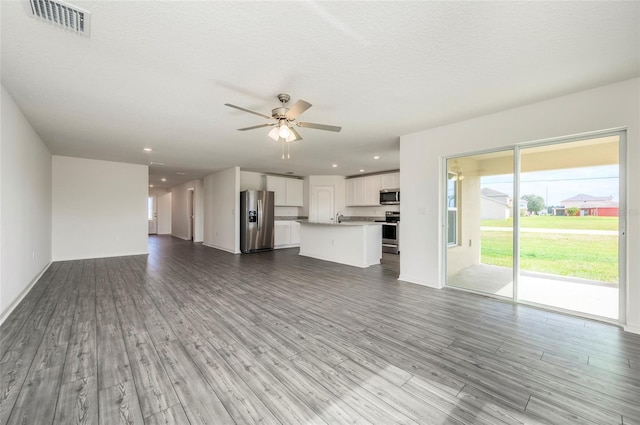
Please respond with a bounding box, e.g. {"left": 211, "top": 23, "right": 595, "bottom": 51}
{"left": 481, "top": 164, "right": 619, "bottom": 206}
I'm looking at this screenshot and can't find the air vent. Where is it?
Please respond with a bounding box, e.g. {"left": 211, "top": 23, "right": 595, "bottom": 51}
{"left": 26, "top": 0, "right": 91, "bottom": 36}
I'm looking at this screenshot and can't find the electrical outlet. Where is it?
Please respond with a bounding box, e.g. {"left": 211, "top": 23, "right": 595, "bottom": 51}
{"left": 469, "top": 239, "right": 472, "bottom": 247}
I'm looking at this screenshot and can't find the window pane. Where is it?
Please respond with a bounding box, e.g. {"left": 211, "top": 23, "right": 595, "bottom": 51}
{"left": 447, "top": 173, "right": 457, "bottom": 208}
{"left": 447, "top": 210, "right": 457, "bottom": 245}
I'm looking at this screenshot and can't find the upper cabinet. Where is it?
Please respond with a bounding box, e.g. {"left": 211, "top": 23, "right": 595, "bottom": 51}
{"left": 345, "top": 172, "right": 399, "bottom": 206}
{"left": 381, "top": 172, "right": 400, "bottom": 190}
{"left": 264, "top": 175, "right": 304, "bottom": 207}
{"left": 285, "top": 177, "right": 304, "bottom": 206}
{"left": 345, "top": 178, "right": 364, "bottom": 206}
{"left": 363, "top": 174, "right": 381, "bottom": 206}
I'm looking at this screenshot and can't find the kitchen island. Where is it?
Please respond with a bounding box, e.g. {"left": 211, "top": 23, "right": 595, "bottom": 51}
{"left": 297, "top": 221, "right": 382, "bottom": 268}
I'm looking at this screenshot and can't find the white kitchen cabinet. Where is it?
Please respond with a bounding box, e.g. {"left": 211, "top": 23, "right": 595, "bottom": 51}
{"left": 345, "top": 174, "right": 381, "bottom": 206}
{"left": 264, "top": 176, "right": 303, "bottom": 207}
{"left": 274, "top": 220, "right": 301, "bottom": 248}
{"left": 265, "top": 176, "right": 286, "bottom": 205}
{"left": 290, "top": 221, "right": 301, "bottom": 245}
{"left": 345, "top": 178, "right": 363, "bottom": 206}
{"left": 363, "top": 174, "right": 381, "bottom": 206}
{"left": 381, "top": 172, "right": 400, "bottom": 190}
{"left": 274, "top": 221, "right": 291, "bottom": 247}
{"left": 285, "top": 178, "right": 304, "bottom": 206}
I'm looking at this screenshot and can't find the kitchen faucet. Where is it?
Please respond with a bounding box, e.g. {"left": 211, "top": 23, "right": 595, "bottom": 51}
{"left": 336, "top": 212, "right": 344, "bottom": 223}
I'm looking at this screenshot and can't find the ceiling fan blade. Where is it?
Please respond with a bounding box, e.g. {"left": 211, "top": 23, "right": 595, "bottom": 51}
{"left": 237, "top": 123, "right": 274, "bottom": 131}
{"left": 285, "top": 100, "right": 312, "bottom": 120}
{"left": 224, "top": 103, "right": 272, "bottom": 120}
{"left": 289, "top": 126, "right": 303, "bottom": 141}
{"left": 297, "top": 122, "right": 342, "bottom": 132}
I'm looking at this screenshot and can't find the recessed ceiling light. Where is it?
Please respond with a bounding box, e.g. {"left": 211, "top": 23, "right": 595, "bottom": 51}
{"left": 150, "top": 162, "right": 164, "bottom": 166}
{"left": 161, "top": 178, "right": 167, "bottom": 182}
{"left": 373, "top": 156, "right": 380, "bottom": 160}
{"left": 176, "top": 172, "right": 186, "bottom": 176}
{"left": 143, "top": 147, "right": 152, "bottom": 152}
{"left": 149, "top": 184, "right": 154, "bottom": 187}
{"left": 360, "top": 169, "right": 365, "bottom": 172}
{"left": 332, "top": 164, "right": 338, "bottom": 168}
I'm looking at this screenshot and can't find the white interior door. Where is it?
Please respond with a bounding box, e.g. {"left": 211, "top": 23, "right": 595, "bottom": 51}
{"left": 188, "top": 189, "right": 194, "bottom": 240}
{"left": 148, "top": 195, "right": 157, "bottom": 234}
{"left": 311, "top": 185, "right": 334, "bottom": 222}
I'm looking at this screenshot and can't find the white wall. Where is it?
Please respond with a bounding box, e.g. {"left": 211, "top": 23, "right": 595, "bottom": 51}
{"left": 400, "top": 78, "right": 640, "bottom": 333}
{"left": 240, "top": 170, "right": 263, "bottom": 191}
{"left": 52, "top": 156, "right": 148, "bottom": 261}
{"left": 170, "top": 179, "right": 203, "bottom": 242}
{"left": 0, "top": 86, "right": 52, "bottom": 321}
{"left": 149, "top": 187, "right": 171, "bottom": 234}
{"left": 203, "top": 167, "right": 240, "bottom": 253}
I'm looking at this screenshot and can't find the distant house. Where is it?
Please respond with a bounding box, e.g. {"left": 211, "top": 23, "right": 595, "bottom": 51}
{"left": 558, "top": 193, "right": 619, "bottom": 217}
{"left": 481, "top": 188, "right": 512, "bottom": 219}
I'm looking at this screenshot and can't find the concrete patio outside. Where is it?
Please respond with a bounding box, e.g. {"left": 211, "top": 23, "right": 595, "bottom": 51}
{"left": 447, "top": 263, "right": 618, "bottom": 319}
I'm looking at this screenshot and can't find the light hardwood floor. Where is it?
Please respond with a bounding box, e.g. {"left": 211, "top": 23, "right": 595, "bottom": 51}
{"left": 1, "top": 235, "right": 639, "bottom": 424}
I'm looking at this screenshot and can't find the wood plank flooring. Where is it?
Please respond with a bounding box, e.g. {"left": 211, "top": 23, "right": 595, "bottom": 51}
{"left": 1, "top": 235, "right": 639, "bottom": 424}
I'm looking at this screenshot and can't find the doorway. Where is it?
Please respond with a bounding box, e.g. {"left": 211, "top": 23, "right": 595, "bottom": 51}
{"left": 445, "top": 131, "right": 625, "bottom": 322}
{"left": 148, "top": 195, "right": 157, "bottom": 235}
{"left": 188, "top": 189, "right": 195, "bottom": 241}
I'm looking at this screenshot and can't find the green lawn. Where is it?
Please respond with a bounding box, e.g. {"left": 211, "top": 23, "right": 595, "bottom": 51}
{"left": 481, "top": 231, "right": 618, "bottom": 283}
{"left": 481, "top": 216, "right": 618, "bottom": 231}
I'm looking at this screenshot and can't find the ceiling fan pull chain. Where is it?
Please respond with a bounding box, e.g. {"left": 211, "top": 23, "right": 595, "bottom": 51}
{"left": 282, "top": 140, "right": 285, "bottom": 159}
{"left": 287, "top": 142, "right": 290, "bottom": 159}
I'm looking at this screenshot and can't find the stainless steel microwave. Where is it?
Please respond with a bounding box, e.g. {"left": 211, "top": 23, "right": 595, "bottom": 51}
{"left": 380, "top": 189, "right": 400, "bottom": 205}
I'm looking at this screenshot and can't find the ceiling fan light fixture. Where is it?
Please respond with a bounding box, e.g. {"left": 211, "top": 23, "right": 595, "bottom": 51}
{"left": 278, "top": 123, "right": 291, "bottom": 139}
{"left": 268, "top": 127, "right": 280, "bottom": 141}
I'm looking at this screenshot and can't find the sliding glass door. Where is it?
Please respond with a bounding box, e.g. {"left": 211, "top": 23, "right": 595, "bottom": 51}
{"left": 517, "top": 135, "right": 622, "bottom": 319}
{"left": 446, "top": 150, "right": 515, "bottom": 299}
{"left": 445, "top": 132, "right": 624, "bottom": 321}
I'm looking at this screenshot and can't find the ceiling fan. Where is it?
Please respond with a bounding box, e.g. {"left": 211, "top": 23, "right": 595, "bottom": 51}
{"left": 224, "top": 93, "right": 341, "bottom": 158}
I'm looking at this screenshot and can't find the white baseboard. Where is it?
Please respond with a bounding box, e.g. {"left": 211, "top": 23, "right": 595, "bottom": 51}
{"left": 52, "top": 251, "right": 149, "bottom": 262}
{"left": 203, "top": 243, "right": 238, "bottom": 254}
{"left": 0, "top": 261, "right": 52, "bottom": 326}
{"left": 398, "top": 274, "right": 443, "bottom": 289}
{"left": 624, "top": 324, "right": 640, "bottom": 335}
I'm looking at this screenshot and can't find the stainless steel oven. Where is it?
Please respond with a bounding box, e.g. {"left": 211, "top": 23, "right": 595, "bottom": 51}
{"left": 382, "top": 211, "right": 399, "bottom": 254}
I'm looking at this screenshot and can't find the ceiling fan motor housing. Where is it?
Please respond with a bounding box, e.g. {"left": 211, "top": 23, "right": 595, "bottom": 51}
{"left": 272, "top": 107, "right": 289, "bottom": 119}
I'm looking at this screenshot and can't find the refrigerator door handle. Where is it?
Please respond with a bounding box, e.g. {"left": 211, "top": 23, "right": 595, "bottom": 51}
{"left": 257, "top": 199, "right": 262, "bottom": 231}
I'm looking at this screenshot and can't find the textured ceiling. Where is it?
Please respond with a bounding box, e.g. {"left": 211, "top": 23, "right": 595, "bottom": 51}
{"left": 1, "top": 1, "right": 638, "bottom": 188}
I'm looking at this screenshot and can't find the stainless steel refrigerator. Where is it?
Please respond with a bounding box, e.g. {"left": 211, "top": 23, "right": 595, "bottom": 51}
{"left": 240, "top": 190, "right": 275, "bottom": 253}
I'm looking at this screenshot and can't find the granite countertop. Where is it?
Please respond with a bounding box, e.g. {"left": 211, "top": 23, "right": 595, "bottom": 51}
{"left": 297, "top": 220, "right": 383, "bottom": 226}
